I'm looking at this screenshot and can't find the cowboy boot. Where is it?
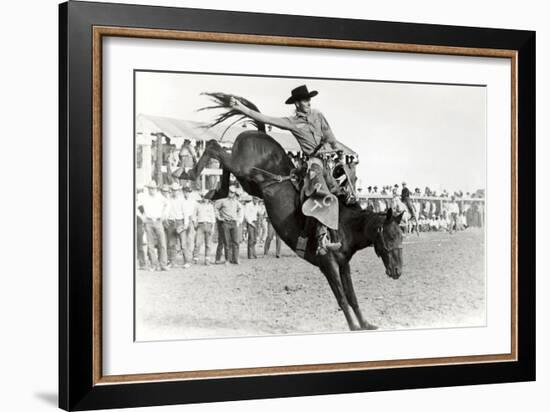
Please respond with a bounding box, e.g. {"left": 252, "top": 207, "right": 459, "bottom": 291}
{"left": 315, "top": 225, "right": 341, "bottom": 255}
{"left": 326, "top": 228, "right": 342, "bottom": 251}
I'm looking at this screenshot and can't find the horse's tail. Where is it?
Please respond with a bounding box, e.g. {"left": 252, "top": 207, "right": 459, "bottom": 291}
{"left": 198, "top": 92, "right": 266, "bottom": 139}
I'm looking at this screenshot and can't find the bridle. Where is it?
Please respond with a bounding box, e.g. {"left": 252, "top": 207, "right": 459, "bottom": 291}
{"left": 374, "top": 225, "right": 403, "bottom": 256}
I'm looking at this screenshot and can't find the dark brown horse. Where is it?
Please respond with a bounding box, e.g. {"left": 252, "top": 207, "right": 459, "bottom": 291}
{"left": 177, "top": 93, "right": 404, "bottom": 330}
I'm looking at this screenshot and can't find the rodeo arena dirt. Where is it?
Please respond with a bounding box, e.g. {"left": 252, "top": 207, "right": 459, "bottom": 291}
{"left": 134, "top": 111, "right": 486, "bottom": 341}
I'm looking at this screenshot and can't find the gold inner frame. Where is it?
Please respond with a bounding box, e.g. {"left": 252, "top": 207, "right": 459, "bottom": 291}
{"left": 91, "top": 26, "right": 518, "bottom": 385}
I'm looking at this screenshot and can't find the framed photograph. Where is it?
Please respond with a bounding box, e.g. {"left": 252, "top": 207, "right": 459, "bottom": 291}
{"left": 59, "top": 1, "right": 535, "bottom": 410}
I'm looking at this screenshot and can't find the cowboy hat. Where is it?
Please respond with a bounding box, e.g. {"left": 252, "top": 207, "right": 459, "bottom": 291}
{"left": 171, "top": 182, "right": 182, "bottom": 191}
{"left": 285, "top": 85, "right": 318, "bottom": 104}
{"left": 145, "top": 181, "right": 158, "bottom": 189}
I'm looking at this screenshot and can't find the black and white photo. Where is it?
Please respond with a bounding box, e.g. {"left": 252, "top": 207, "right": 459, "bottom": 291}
{"left": 134, "top": 71, "right": 487, "bottom": 340}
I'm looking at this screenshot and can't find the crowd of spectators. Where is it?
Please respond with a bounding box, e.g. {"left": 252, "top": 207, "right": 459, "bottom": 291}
{"left": 358, "top": 183, "right": 485, "bottom": 234}
{"left": 139, "top": 139, "right": 485, "bottom": 270}
{"left": 359, "top": 184, "right": 485, "bottom": 200}
{"left": 136, "top": 180, "right": 281, "bottom": 271}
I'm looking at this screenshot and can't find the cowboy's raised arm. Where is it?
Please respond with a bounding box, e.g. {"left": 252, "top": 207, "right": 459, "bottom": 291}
{"left": 230, "top": 97, "right": 296, "bottom": 132}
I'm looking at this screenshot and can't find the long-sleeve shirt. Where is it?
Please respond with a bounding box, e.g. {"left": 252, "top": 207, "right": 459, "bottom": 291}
{"left": 193, "top": 202, "right": 216, "bottom": 224}
{"left": 215, "top": 198, "right": 242, "bottom": 222}
{"left": 139, "top": 193, "right": 168, "bottom": 220}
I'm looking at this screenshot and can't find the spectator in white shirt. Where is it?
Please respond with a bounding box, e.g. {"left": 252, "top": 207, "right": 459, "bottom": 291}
{"left": 192, "top": 193, "right": 216, "bottom": 265}
{"left": 215, "top": 186, "right": 243, "bottom": 264}
{"left": 447, "top": 197, "right": 460, "bottom": 234}
{"left": 137, "top": 181, "right": 169, "bottom": 271}
{"left": 164, "top": 182, "right": 186, "bottom": 267}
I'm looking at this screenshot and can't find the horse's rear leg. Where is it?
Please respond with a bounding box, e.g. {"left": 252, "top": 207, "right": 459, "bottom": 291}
{"left": 340, "top": 262, "right": 377, "bottom": 330}
{"left": 321, "top": 258, "right": 358, "bottom": 331}
{"left": 211, "top": 169, "right": 230, "bottom": 200}
{"left": 183, "top": 140, "right": 236, "bottom": 181}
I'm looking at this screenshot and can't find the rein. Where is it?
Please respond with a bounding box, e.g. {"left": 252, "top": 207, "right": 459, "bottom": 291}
{"left": 250, "top": 166, "right": 292, "bottom": 189}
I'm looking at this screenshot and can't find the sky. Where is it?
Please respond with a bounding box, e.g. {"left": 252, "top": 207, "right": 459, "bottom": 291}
{"left": 136, "top": 71, "right": 486, "bottom": 194}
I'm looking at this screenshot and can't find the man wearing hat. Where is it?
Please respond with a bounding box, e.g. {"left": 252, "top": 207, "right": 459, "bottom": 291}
{"left": 192, "top": 192, "right": 216, "bottom": 265}
{"left": 243, "top": 196, "right": 260, "bottom": 259}
{"left": 161, "top": 184, "right": 171, "bottom": 199}
{"left": 137, "top": 181, "right": 169, "bottom": 271}
{"left": 214, "top": 185, "right": 243, "bottom": 264}
{"left": 230, "top": 85, "right": 352, "bottom": 255}
{"left": 164, "top": 181, "right": 185, "bottom": 267}
{"left": 177, "top": 185, "right": 198, "bottom": 268}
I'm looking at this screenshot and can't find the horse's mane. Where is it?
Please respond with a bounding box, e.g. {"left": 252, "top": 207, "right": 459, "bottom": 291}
{"left": 199, "top": 92, "right": 266, "bottom": 139}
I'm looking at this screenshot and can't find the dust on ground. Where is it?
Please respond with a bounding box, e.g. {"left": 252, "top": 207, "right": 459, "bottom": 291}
{"left": 135, "top": 229, "right": 485, "bottom": 340}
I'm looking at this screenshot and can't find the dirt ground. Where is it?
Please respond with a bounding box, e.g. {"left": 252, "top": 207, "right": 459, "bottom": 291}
{"left": 135, "top": 229, "right": 485, "bottom": 341}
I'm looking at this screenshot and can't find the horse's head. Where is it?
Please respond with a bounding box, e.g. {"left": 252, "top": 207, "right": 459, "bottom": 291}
{"left": 373, "top": 208, "right": 404, "bottom": 280}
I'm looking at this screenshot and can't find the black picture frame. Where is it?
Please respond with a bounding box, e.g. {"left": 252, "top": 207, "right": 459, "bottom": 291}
{"left": 59, "top": 1, "right": 535, "bottom": 410}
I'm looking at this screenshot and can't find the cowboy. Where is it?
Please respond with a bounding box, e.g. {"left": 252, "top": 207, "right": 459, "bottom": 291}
{"left": 230, "top": 85, "right": 352, "bottom": 255}
{"left": 164, "top": 181, "right": 185, "bottom": 268}
{"left": 160, "top": 184, "right": 171, "bottom": 199}
{"left": 243, "top": 196, "right": 260, "bottom": 259}
{"left": 137, "top": 181, "right": 169, "bottom": 271}
{"left": 215, "top": 185, "right": 243, "bottom": 264}
{"left": 192, "top": 192, "right": 216, "bottom": 265}
{"left": 178, "top": 185, "right": 198, "bottom": 268}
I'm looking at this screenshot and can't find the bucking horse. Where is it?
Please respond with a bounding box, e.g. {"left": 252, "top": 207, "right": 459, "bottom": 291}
{"left": 175, "top": 93, "right": 404, "bottom": 331}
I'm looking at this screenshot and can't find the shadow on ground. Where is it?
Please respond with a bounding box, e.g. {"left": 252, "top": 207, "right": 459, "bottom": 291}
{"left": 34, "top": 392, "right": 58, "bottom": 407}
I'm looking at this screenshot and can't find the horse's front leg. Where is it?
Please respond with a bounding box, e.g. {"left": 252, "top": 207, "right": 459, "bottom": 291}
{"left": 340, "top": 262, "right": 377, "bottom": 330}
{"left": 320, "top": 258, "right": 359, "bottom": 331}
